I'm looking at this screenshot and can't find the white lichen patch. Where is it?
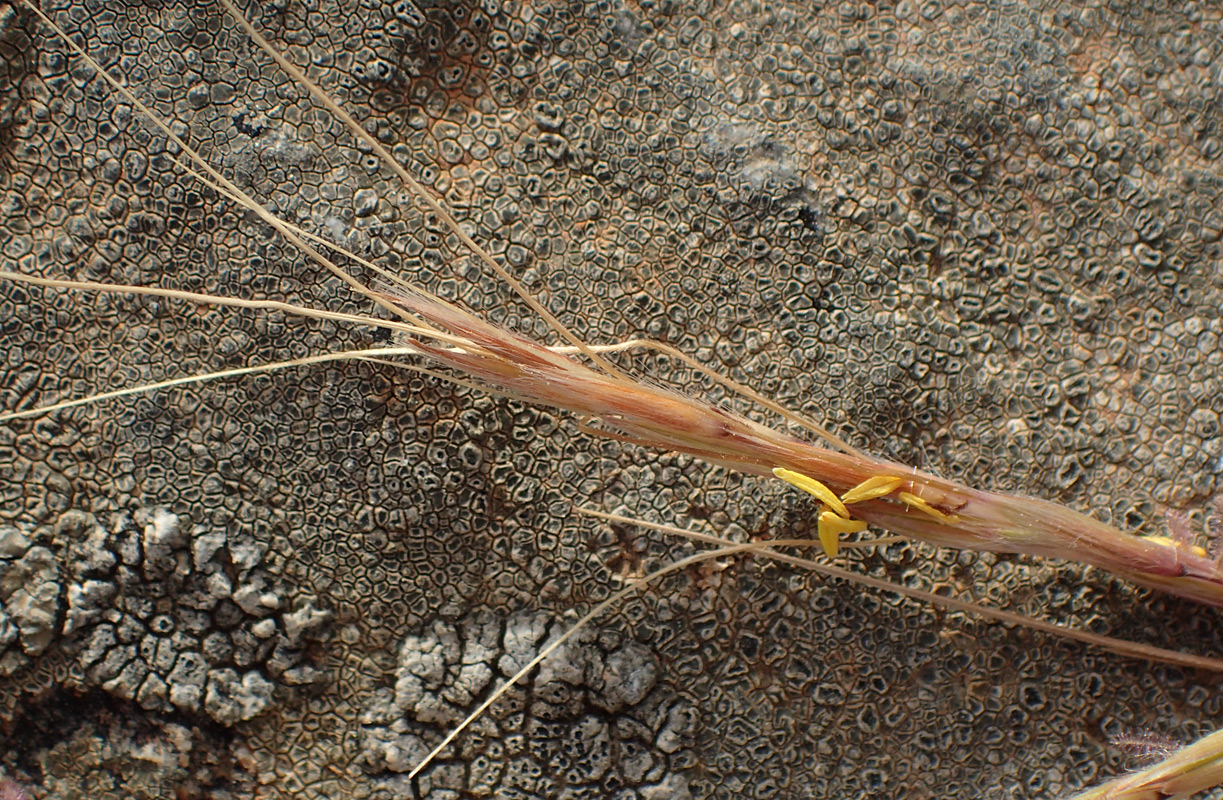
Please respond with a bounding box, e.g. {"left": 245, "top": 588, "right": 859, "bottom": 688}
{"left": 361, "top": 609, "right": 695, "bottom": 797}
{"left": 0, "top": 507, "right": 331, "bottom": 727}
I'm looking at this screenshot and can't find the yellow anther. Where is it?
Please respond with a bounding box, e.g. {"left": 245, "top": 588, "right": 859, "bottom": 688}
{"left": 1146, "top": 535, "right": 1209, "bottom": 558}
{"left": 773, "top": 467, "right": 850, "bottom": 519}
{"left": 898, "top": 491, "right": 960, "bottom": 523}
{"left": 840, "top": 475, "right": 905, "bottom": 505}
{"left": 818, "top": 511, "right": 868, "bottom": 557}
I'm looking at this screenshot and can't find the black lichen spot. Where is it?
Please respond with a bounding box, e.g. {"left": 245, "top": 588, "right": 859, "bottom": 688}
{"left": 798, "top": 205, "right": 822, "bottom": 231}
{"left": 233, "top": 111, "right": 266, "bottom": 138}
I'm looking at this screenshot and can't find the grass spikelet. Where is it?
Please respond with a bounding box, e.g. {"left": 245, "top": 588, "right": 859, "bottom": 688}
{"left": 1073, "top": 728, "right": 1223, "bottom": 800}
{"left": 382, "top": 288, "right": 1223, "bottom": 608}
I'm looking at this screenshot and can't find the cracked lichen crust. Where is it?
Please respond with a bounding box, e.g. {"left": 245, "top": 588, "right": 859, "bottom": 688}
{"left": 360, "top": 609, "right": 695, "bottom": 797}
{"left": 1, "top": 0, "right": 1222, "bottom": 798}
{"left": 6, "top": 692, "right": 254, "bottom": 799}
{"left": 0, "top": 507, "right": 330, "bottom": 727}
{"left": 0, "top": 528, "right": 59, "bottom": 673}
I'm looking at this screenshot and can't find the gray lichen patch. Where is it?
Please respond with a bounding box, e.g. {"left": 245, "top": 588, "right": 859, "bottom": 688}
{"left": 0, "top": 508, "right": 331, "bottom": 728}
{"left": 702, "top": 120, "right": 816, "bottom": 210}
{"left": 360, "top": 609, "right": 695, "bottom": 796}
{"left": 63, "top": 508, "right": 331, "bottom": 725}
{"left": 13, "top": 695, "right": 255, "bottom": 800}
{"left": 204, "top": 668, "right": 276, "bottom": 726}
{"left": 0, "top": 528, "right": 60, "bottom": 675}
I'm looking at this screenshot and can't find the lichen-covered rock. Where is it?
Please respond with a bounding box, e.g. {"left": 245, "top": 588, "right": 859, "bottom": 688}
{"left": 31, "top": 705, "right": 252, "bottom": 799}
{"left": 0, "top": 529, "right": 61, "bottom": 675}
{"left": 204, "top": 668, "right": 276, "bottom": 726}
{"left": 3, "top": 0, "right": 1223, "bottom": 798}
{"left": 362, "top": 610, "right": 694, "bottom": 796}
{"left": 60, "top": 508, "right": 330, "bottom": 724}
{"left": 0, "top": 507, "right": 329, "bottom": 731}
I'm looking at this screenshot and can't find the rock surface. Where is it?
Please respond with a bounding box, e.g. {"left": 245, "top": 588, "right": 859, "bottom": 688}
{"left": 1, "top": 0, "right": 1222, "bottom": 797}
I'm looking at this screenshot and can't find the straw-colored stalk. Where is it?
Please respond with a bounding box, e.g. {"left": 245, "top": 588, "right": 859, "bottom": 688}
{"left": 385, "top": 287, "right": 1223, "bottom": 608}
